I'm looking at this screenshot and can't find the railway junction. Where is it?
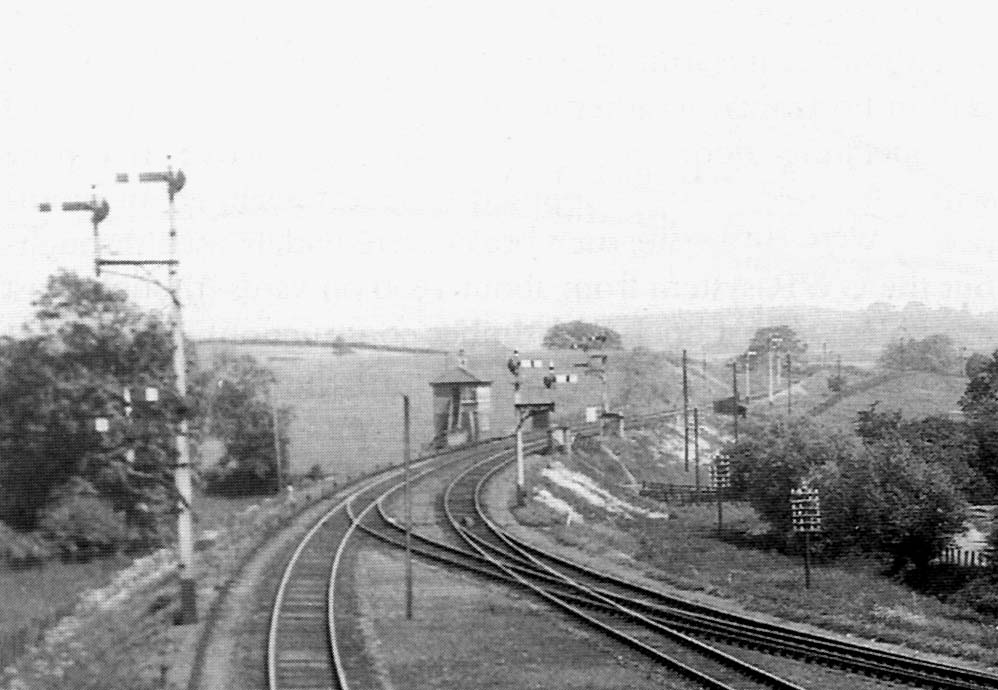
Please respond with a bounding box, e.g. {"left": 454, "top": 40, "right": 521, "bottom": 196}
{"left": 186, "top": 407, "right": 998, "bottom": 690}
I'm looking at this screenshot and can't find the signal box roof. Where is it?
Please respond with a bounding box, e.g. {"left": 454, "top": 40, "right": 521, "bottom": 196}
{"left": 515, "top": 401, "right": 555, "bottom": 411}
{"left": 429, "top": 366, "right": 492, "bottom": 387}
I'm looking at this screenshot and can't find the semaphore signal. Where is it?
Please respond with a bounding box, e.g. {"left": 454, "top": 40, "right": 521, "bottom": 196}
{"left": 38, "top": 185, "right": 110, "bottom": 276}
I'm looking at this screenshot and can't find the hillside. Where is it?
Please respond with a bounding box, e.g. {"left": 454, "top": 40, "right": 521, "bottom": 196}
{"left": 811, "top": 370, "right": 967, "bottom": 430}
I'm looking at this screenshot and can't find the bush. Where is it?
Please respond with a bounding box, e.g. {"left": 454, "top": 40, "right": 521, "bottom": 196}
{"left": 39, "top": 486, "right": 129, "bottom": 559}
{"left": 0, "top": 521, "right": 53, "bottom": 566}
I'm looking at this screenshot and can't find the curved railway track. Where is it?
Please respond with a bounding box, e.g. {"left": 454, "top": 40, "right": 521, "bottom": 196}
{"left": 268, "top": 409, "right": 998, "bottom": 689}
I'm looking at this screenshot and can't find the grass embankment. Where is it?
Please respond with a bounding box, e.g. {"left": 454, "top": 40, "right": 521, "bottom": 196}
{"left": 0, "top": 480, "right": 344, "bottom": 688}
{"left": 512, "top": 425, "right": 998, "bottom": 669}
{"left": 813, "top": 370, "right": 967, "bottom": 429}
{"left": 0, "top": 489, "right": 266, "bottom": 670}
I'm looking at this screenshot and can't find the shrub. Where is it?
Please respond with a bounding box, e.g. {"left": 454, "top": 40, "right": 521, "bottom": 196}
{"left": 0, "top": 521, "right": 53, "bottom": 566}
{"left": 39, "top": 486, "right": 129, "bottom": 559}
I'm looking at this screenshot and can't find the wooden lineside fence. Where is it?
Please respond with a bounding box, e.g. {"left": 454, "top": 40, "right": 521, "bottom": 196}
{"left": 938, "top": 547, "right": 991, "bottom": 568}
{"left": 640, "top": 481, "right": 722, "bottom": 504}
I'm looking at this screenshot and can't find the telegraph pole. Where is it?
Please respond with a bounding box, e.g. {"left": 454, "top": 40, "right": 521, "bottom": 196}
{"left": 693, "top": 408, "right": 701, "bottom": 502}
{"left": 786, "top": 352, "right": 792, "bottom": 416}
{"left": 682, "top": 349, "right": 689, "bottom": 471}
{"left": 731, "top": 361, "right": 739, "bottom": 442}
{"left": 767, "top": 346, "right": 774, "bottom": 402}
{"left": 402, "top": 395, "right": 413, "bottom": 620}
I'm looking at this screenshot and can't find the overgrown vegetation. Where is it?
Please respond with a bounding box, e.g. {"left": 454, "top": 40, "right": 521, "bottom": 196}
{"left": 542, "top": 320, "right": 622, "bottom": 350}
{"left": 880, "top": 333, "right": 960, "bottom": 374}
{"left": 612, "top": 347, "right": 672, "bottom": 414}
{"left": 0, "top": 272, "right": 196, "bottom": 556}
{"left": 0, "top": 272, "right": 287, "bottom": 559}
{"left": 201, "top": 351, "right": 292, "bottom": 496}
{"left": 727, "top": 414, "right": 969, "bottom": 578}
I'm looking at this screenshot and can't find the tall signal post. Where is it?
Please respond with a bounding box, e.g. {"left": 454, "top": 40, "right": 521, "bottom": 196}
{"left": 39, "top": 160, "right": 194, "bottom": 622}
{"left": 114, "top": 158, "right": 195, "bottom": 623}
{"left": 745, "top": 350, "right": 756, "bottom": 402}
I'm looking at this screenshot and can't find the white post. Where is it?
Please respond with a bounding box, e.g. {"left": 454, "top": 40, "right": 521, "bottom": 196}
{"left": 744, "top": 357, "right": 751, "bottom": 401}
{"left": 168, "top": 175, "right": 196, "bottom": 625}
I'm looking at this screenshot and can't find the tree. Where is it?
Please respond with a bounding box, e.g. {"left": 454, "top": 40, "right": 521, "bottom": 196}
{"left": 725, "top": 416, "right": 858, "bottom": 535}
{"left": 613, "top": 347, "right": 671, "bottom": 414}
{"left": 542, "top": 321, "right": 622, "bottom": 350}
{"left": 959, "top": 351, "right": 998, "bottom": 493}
{"left": 823, "top": 440, "right": 966, "bottom": 577}
{"left": 966, "top": 352, "right": 990, "bottom": 379}
{"left": 746, "top": 325, "right": 806, "bottom": 367}
{"left": 726, "top": 414, "right": 967, "bottom": 577}
{"left": 854, "top": 402, "right": 902, "bottom": 443}
{"left": 0, "top": 272, "right": 198, "bottom": 544}
{"left": 201, "top": 352, "right": 292, "bottom": 496}
{"left": 879, "top": 334, "right": 959, "bottom": 374}
{"left": 855, "top": 403, "right": 985, "bottom": 499}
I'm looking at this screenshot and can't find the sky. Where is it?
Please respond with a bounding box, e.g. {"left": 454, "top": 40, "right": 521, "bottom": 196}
{"left": 2, "top": 3, "right": 998, "bottom": 337}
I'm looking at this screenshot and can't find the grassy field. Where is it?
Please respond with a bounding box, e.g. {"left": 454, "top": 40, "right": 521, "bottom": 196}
{"left": 812, "top": 370, "right": 967, "bottom": 430}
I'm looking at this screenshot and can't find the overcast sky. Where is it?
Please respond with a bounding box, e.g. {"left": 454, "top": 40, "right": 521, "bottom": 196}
{"left": 2, "top": 3, "right": 997, "bottom": 336}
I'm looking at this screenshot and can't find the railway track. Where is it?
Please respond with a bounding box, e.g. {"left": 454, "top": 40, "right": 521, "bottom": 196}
{"left": 265, "top": 438, "right": 515, "bottom": 690}
{"left": 269, "top": 409, "right": 998, "bottom": 689}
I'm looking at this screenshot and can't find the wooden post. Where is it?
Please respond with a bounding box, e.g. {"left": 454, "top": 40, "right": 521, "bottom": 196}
{"left": 693, "top": 408, "right": 700, "bottom": 502}
{"left": 683, "top": 350, "right": 689, "bottom": 471}
{"left": 731, "top": 361, "right": 739, "bottom": 443}
{"left": 803, "top": 531, "right": 812, "bottom": 589}
{"left": 403, "top": 395, "right": 413, "bottom": 620}
{"left": 716, "top": 472, "right": 723, "bottom": 535}
{"left": 786, "top": 352, "right": 792, "bottom": 416}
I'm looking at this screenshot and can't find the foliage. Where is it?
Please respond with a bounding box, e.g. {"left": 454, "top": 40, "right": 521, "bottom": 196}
{"left": 821, "top": 441, "right": 966, "bottom": 575}
{"left": 854, "top": 402, "right": 986, "bottom": 498}
{"left": 612, "top": 347, "right": 671, "bottom": 414}
{"left": 966, "top": 352, "right": 990, "bottom": 379}
{"left": 826, "top": 374, "right": 845, "bottom": 392}
{"left": 38, "top": 479, "right": 130, "bottom": 559}
{"left": 959, "top": 351, "right": 998, "bottom": 494}
{"left": 726, "top": 415, "right": 967, "bottom": 577}
{"left": 0, "top": 522, "right": 53, "bottom": 567}
{"left": 0, "top": 271, "right": 204, "bottom": 537}
{"left": 879, "top": 334, "right": 959, "bottom": 374}
{"left": 745, "top": 325, "right": 807, "bottom": 366}
{"left": 201, "top": 352, "right": 292, "bottom": 496}
{"left": 542, "top": 320, "right": 622, "bottom": 350}
{"left": 726, "top": 417, "right": 858, "bottom": 535}
{"left": 854, "top": 401, "right": 903, "bottom": 442}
